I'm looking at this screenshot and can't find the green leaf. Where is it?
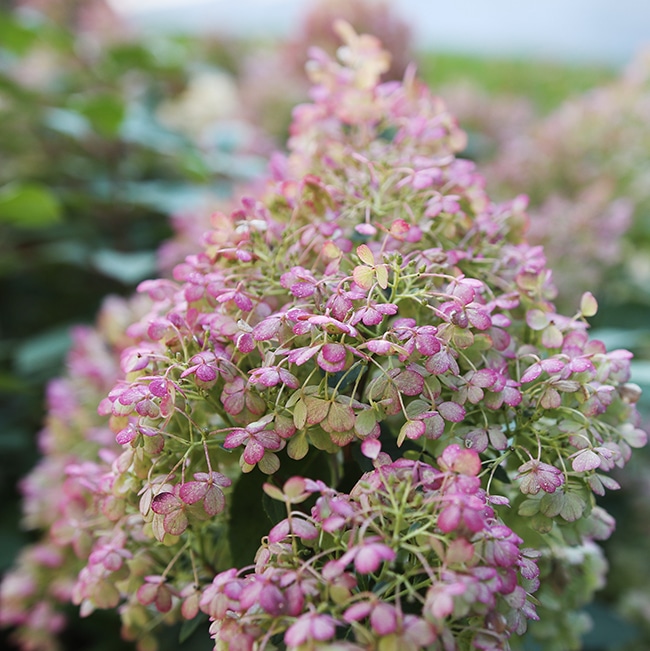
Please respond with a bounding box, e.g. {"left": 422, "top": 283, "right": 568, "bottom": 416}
{"left": 91, "top": 249, "right": 157, "bottom": 284}
{"left": 518, "top": 498, "right": 541, "bottom": 517}
{"left": 451, "top": 327, "right": 474, "bottom": 349}
{"left": 68, "top": 93, "right": 125, "bottom": 138}
{"left": 15, "top": 327, "right": 71, "bottom": 377}
{"left": 375, "top": 264, "right": 388, "bottom": 289}
{"left": 228, "top": 470, "right": 272, "bottom": 568}
{"left": 283, "top": 477, "right": 310, "bottom": 503}
{"left": 44, "top": 108, "right": 90, "bottom": 138}
{"left": 261, "top": 491, "right": 285, "bottom": 525}
{"left": 107, "top": 42, "right": 156, "bottom": 71}
{"left": 0, "top": 183, "right": 62, "bottom": 228}
{"left": 352, "top": 265, "right": 374, "bottom": 290}
{"left": 287, "top": 432, "right": 308, "bottom": 460}
{"left": 530, "top": 512, "right": 553, "bottom": 533}
{"left": 304, "top": 396, "right": 330, "bottom": 425}
{"left": 0, "top": 12, "right": 39, "bottom": 55}
{"left": 293, "top": 399, "right": 307, "bottom": 429}
{"left": 258, "top": 452, "right": 280, "bottom": 474}
{"left": 308, "top": 427, "right": 339, "bottom": 453}
{"left": 326, "top": 401, "right": 355, "bottom": 432}
{"left": 540, "top": 491, "right": 565, "bottom": 517}
{"left": 354, "top": 408, "right": 377, "bottom": 437}
{"left": 356, "top": 244, "right": 375, "bottom": 266}
{"left": 580, "top": 291, "right": 598, "bottom": 317}
{"left": 262, "top": 483, "right": 285, "bottom": 502}
{"left": 178, "top": 612, "right": 208, "bottom": 644}
{"left": 404, "top": 399, "right": 429, "bottom": 419}
{"left": 560, "top": 493, "right": 586, "bottom": 522}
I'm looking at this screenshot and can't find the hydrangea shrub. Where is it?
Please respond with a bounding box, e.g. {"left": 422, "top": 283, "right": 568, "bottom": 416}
{"left": 1, "top": 22, "right": 647, "bottom": 651}
{"left": 483, "top": 49, "right": 650, "bottom": 305}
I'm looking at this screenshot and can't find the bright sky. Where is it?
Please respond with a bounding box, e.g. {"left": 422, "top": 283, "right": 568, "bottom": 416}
{"left": 108, "top": 0, "right": 286, "bottom": 11}
{"left": 106, "top": 0, "right": 650, "bottom": 65}
{"left": 108, "top": 0, "right": 201, "bottom": 10}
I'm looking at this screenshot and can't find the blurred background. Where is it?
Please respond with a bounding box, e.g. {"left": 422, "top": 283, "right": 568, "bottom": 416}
{"left": 0, "top": 1, "right": 649, "bottom": 649}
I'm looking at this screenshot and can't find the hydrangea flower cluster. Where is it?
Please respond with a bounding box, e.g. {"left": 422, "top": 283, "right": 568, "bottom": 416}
{"left": 0, "top": 295, "right": 151, "bottom": 651}
{"left": 1, "top": 22, "right": 647, "bottom": 651}
{"left": 238, "top": 0, "right": 413, "bottom": 140}
{"left": 203, "top": 448, "right": 540, "bottom": 651}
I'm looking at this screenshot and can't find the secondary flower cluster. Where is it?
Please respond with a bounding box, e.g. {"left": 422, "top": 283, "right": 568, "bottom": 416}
{"left": 0, "top": 295, "right": 150, "bottom": 651}
{"left": 483, "top": 49, "right": 650, "bottom": 305}
{"left": 202, "top": 447, "right": 540, "bottom": 651}
{"left": 1, "top": 21, "right": 647, "bottom": 651}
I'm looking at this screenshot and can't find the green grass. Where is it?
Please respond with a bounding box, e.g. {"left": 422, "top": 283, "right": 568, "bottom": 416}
{"left": 418, "top": 51, "right": 617, "bottom": 113}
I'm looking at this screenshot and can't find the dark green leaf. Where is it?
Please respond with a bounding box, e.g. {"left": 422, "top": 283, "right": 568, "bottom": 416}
{"left": 178, "top": 612, "right": 208, "bottom": 645}
{"left": 15, "top": 327, "right": 72, "bottom": 377}
{"left": 0, "top": 11, "right": 39, "bottom": 55}
{"left": 91, "top": 249, "right": 157, "bottom": 284}
{"left": 44, "top": 107, "right": 90, "bottom": 138}
{"left": 0, "top": 183, "right": 62, "bottom": 228}
{"left": 582, "top": 601, "right": 641, "bottom": 648}
{"left": 107, "top": 43, "right": 156, "bottom": 71}
{"left": 227, "top": 469, "right": 272, "bottom": 568}
{"left": 68, "top": 93, "right": 125, "bottom": 138}
{"left": 262, "top": 492, "right": 286, "bottom": 525}
{"left": 123, "top": 181, "right": 215, "bottom": 214}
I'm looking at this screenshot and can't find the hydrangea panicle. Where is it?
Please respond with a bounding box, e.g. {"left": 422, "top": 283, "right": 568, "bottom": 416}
{"left": 1, "top": 20, "right": 646, "bottom": 651}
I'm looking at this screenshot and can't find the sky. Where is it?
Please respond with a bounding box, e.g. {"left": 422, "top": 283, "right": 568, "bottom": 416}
{"left": 107, "top": 0, "right": 650, "bottom": 66}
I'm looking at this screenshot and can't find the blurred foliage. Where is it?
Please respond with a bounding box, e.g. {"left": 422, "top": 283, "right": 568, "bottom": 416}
{"left": 419, "top": 51, "right": 616, "bottom": 114}
{"left": 0, "top": 8, "right": 261, "bottom": 650}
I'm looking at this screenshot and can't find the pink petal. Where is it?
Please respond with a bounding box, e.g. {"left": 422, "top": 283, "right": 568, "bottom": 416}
{"left": 438, "top": 401, "right": 466, "bottom": 422}
{"left": 179, "top": 482, "right": 208, "bottom": 505}
{"left": 116, "top": 424, "right": 137, "bottom": 445}
{"left": 223, "top": 429, "right": 248, "bottom": 448}
{"left": 151, "top": 492, "right": 181, "bottom": 515}
{"left": 361, "top": 438, "right": 382, "bottom": 459}
{"left": 394, "top": 369, "right": 424, "bottom": 396}
{"left": 268, "top": 519, "right": 291, "bottom": 543}
{"left": 520, "top": 363, "right": 542, "bottom": 383}
{"left": 540, "top": 358, "right": 565, "bottom": 373}
{"left": 438, "top": 504, "right": 461, "bottom": 533}
{"left": 252, "top": 317, "right": 282, "bottom": 341}
{"left": 278, "top": 369, "right": 300, "bottom": 389}
{"left": 291, "top": 519, "right": 319, "bottom": 540}
{"left": 571, "top": 449, "right": 601, "bottom": 472}
{"left": 354, "top": 544, "right": 395, "bottom": 574}
{"left": 243, "top": 440, "right": 265, "bottom": 464}
{"left": 343, "top": 601, "right": 373, "bottom": 622}
{"left": 163, "top": 510, "right": 188, "bottom": 536}
{"left": 203, "top": 486, "right": 226, "bottom": 516}
{"left": 289, "top": 282, "right": 315, "bottom": 298}
{"left": 401, "top": 420, "right": 426, "bottom": 441}
{"left": 367, "top": 339, "right": 392, "bottom": 354}
{"left": 370, "top": 603, "right": 397, "bottom": 635}
{"left": 472, "top": 369, "right": 497, "bottom": 388}
{"left": 196, "top": 365, "right": 217, "bottom": 382}
{"left": 255, "top": 429, "right": 282, "bottom": 450}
